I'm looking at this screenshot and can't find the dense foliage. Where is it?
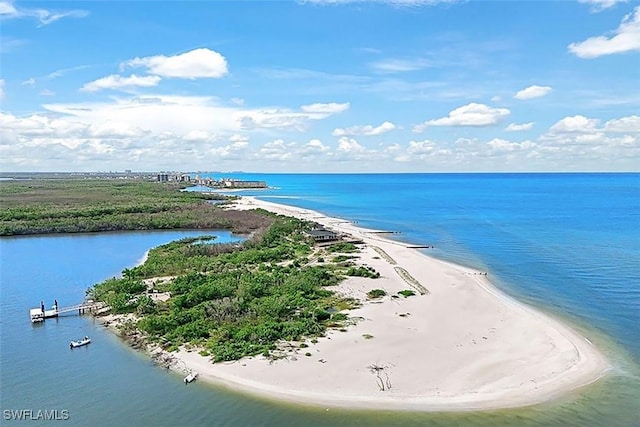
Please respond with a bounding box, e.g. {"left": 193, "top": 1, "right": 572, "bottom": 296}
{"left": 88, "top": 214, "right": 370, "bottom": 362}
{"left": 0, "top": 179, "right": 272, "bottom": 235}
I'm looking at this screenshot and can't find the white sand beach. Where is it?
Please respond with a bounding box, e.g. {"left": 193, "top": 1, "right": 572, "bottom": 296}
{"left": 167, "top": 196, "right": 610, "bottom": 410}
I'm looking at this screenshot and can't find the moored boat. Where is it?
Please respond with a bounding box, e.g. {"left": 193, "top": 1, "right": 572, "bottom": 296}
{"left": 70, "top": 336, "right": 91, "bottom": 349}
{"left": 184, "top": 371, "right": 198, "bottom": 384}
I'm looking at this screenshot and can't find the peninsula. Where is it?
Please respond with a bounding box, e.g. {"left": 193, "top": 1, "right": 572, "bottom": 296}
{"left": 95, "top": 195, "right": 610, "bottom": 411}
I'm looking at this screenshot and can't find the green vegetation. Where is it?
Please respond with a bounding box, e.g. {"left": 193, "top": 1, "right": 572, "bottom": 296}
{"left": 331, "top": 254, "right": 357, "bottom": 263}
{"left": 398, "top": 289, "right": 416, "bottom": 298}
{"left": 5, "top": 177, "right": 383, "bottom": 363}
{"left": 346, "top": 266, "right": 380, "bottom": 278}
{"left": 0, "top": 178, "right": 272, "bottom": 235}
{"left": 326, "top": 242, "right": 358, "bottom": 253}
{"left": 362, "top": 334, "right": 374, "bottom": 339}
{"left": 88, "top": 214, "right": 368, "bottom": 362}
{"left": 367, "top": 289, "right": 387, "bottom": 299}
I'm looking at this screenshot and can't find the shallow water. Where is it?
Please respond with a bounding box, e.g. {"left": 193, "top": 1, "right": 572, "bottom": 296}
{"left": 1, "top": 173, "right": 639, "bottom": 426}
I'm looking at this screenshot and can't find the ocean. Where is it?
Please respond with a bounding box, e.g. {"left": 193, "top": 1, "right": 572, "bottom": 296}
{"left": 1, "top": 173, "right": 639, "bottom": 426}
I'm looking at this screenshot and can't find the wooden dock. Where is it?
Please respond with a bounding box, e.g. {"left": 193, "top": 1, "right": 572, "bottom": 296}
{"left": 30, "top": 300, "right": 98, "bottom": 323}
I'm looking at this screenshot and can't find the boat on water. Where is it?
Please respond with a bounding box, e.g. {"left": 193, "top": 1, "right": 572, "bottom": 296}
{"left": 30, "top": 308, "right": 44, "bottom": 323}
{"left": 70, "top": 336, "right": 91, "bottom": 349}
{"left": 184, "top": 371, "right": 198, "bottom": 384}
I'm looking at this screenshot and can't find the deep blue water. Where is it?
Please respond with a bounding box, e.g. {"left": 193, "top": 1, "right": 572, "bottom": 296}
{"left": 1, "top": 173, "right": 639, "bottom": 426}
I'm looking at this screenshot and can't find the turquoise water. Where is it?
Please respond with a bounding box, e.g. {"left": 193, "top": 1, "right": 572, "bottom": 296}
{"left": 1, "top": 173, "right": 639, "bottom": 426}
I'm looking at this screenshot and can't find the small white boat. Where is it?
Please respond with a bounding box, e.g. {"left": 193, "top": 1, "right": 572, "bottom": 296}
{"left": 30, "top": 308, "right": 45, "bottom": 323}
{"left": 70, "top": 336, "right": 91, "bottom": 349}
{"left": 184, "top": 371, "right": 198, "bottom": 384}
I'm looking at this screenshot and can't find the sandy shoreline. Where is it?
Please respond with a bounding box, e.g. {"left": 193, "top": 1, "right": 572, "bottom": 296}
{"left": 108, "top": 196, "right": 611, "bottom": 411}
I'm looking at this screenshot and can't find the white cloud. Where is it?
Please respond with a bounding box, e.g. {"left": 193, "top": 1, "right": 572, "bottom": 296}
{"left": 300, "top": 102, "right": 350, "bottom": 115}
{"left": 487, "top": 138, "right": 535, "bottom": 152}
{"left": 579, "top": 0, "right": 627, "bottom": 12}
{"left": 123, "top": 48, "right": 229, "bottom": 79}
{"left": 337, "top": 137, "right": 366, "bottom": 153}
{"left": 0, "top": 1, "right": 88, "bottom": 26}
{"left": 21, "top": 77, "right": 36, "bottom": 87}
{"left": 229, "top": 134, "right": 249, "bottom": 143}
{"left": 0, "top": 1, "right": 17, "bottom": 15}
{"left": 505, "top": 122, "right": 534, "bottom": 132}
{"left": 306, "top": 138, "right": 330, "bottom": 152}
{"left": 407, "top": 139, "right": 437, "bottom": 155}
{"left": 81, "top": 74, "right": 162, "bottom": 92}
{"left": 39, "top": 89, "right": 55, "bottom": 96}
{"left": 604, "top": 115, "right": 640, "bottom": 133}
{"left": 257, "top": 139, "right": 294, "bottom": 161}
{"left": 231, "top": 97, "right": 245, "bottom": 106}
{"left": 413, "top": 103, "right": 510, "bottom": 131}
{"left": 38, "top": 95, "right": 345, "bottom": 135}
{"left": 514, "top": 85, "right": 552, "bottom": 100}
{"left": 569, "top": 6, "right": 640, "bottom": 58}
{"left": 549, "top": 115, "right": 600, "bottom": 133}
{"left": 182, "top": 130, "right": 217, "bottom": 142}
{"left": 333, "top": 121, "right": 396, "bottom": 136}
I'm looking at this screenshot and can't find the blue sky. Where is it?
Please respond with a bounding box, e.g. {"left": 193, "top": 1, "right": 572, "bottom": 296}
{"left": 1, "top": 0, "right": 639, "bottom": 172}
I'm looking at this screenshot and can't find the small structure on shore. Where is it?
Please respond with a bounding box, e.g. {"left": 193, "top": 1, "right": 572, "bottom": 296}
{"left": 305, "top": 228, "right": 339, "bottom": 242}
{"left": 304, "top": 222, "right": 340, "bottom": 242}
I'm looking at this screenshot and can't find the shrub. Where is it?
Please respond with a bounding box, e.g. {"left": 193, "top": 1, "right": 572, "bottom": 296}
{"left": 398, "top": 289, "right": 416, "bottom": 298}
{"left": 331, "top": 312, "right": 348, "bottom": 322}
{"left": 367, "top": 289, "right": 387, "bottom": 299}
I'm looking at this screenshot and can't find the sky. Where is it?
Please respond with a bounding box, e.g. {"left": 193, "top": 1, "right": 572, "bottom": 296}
{"left": 0, "top": 0, "right": 639, "bottom": 173}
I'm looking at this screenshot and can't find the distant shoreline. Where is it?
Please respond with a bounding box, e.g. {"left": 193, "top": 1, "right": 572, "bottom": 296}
{"left": 107, "top": 195, "right": 609, "bottom": 411}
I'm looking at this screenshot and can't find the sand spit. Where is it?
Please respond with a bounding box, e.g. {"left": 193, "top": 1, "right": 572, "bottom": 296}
{"left": 121, "top": 196, "right": 612, "bottom": 411}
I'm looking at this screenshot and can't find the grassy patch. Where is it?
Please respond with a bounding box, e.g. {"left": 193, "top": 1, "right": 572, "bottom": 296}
{"left": 367, "top": 289, "right": 387, "bottom": 299}
{"left": 398, "top": 289, "right": 416, "bottom": 298}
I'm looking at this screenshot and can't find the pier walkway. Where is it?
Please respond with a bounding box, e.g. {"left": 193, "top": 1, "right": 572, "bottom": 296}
{"left": 30, "top": 300, "right": 99, "bottom": 323}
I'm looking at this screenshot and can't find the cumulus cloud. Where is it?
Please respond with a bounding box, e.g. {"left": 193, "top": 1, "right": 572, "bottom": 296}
{"left": 487, "top": 138, "right": 535, "bottom": 152}
{"left": 123, "top": 48, "right": 229, "bottom": 79}
{"left": 604, "top": 115, "right": 640, "bottom": 133}
{"left": 569, "top": 6, "right": 640, "bottom": 58}
{"left": 0, "top": 94, "right": 352, "bottom": 170}
{"left": 579, "top": 0, "right": 627, "bottom": 12}
{"left": 505, "top": 122, "right": 534, "bottom": 132}
{"left": 306, "top": 138, "right": 330, "bottom": 152}
{"left": 337, "top": 137, "right": 366, "bottom": 153}
{"left": 257, "top": 139, "right": 294, "bottom": 161}
{"left": 549, "top": 115, "right": 600, "bottom": 133}
{"left": 0, "top": 1, "right": 88, "bottom": 26}
{"left": 413, "top": 103, "right": 510, "bottom": 131}
{"left": 332, "top": 121, "right": 396, "bottom": 136}
{"left": 81, "top": 74, "right": 161, "bottom": 92}
{"left": 514, "top": 85, "right": 552, "bottom": 100}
